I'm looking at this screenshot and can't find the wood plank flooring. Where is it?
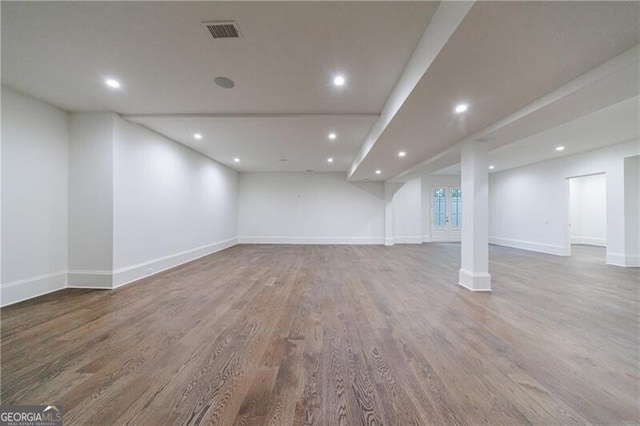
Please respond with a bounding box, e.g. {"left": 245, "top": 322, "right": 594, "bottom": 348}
{"left": 1, "top": 243, "right": 638, "bottom": 424}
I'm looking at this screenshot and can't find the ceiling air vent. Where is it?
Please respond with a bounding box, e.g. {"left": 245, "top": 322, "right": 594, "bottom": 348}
{"left": 203, "top": 21, "right": 241, "bottom": 39}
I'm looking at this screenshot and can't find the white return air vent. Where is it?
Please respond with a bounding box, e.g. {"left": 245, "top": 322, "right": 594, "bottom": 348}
{"left": 203, "top": 21, "right": 241, "bottom": 39}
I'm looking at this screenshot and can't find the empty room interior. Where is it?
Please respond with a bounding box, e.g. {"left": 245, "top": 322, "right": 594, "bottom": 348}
{"left": 1, "top": 1, "right": 639, "bottom": 424}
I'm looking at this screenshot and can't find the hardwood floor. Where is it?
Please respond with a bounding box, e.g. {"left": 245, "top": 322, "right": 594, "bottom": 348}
{"left": 1, "top": 244, "right": 638, "bottom": 424}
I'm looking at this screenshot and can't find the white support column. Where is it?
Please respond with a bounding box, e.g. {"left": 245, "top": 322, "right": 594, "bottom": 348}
{"left": 623, "top": 156, "right": 640, "bottom": 267}
{"left": 384, "top": 183, "right": 398, "bottom": 246}
{"left": 606, "top": 159, "right": 626, "bottom": 266}
{"left": 459, "top": 140, "right": 491, "bottom": 291}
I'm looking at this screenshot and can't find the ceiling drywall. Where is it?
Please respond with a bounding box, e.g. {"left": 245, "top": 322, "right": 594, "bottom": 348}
{"left": 392, "top": 51, "right": 640, "bottom": 181}
{"left": 433, "top": 96, "right": 640, "bottom": 176}
{"left": 1, "top": 1, "right": 437, "bottom": 173}
{"left": 126, "top": 114, "right": 378, "bottom": 172}
{"left": 348, "top": 1, "right": 640, "bottom": 181}
{"left": 1, "top": 1, "right": 436, "bottom": 115}
{"left": 2, "top": 1, "right": 638, "bottom": 176}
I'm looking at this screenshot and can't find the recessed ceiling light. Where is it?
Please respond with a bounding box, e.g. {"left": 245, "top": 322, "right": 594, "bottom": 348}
{"left": 105, "top": 78, "right": 121, "bottom": 89}
{"left": 233, "top": 158, "right": 240, "bottom": 163}
{"left": 333, "top": 75, "right": 346, "bottom": 87}
{"left": 328, "top": 132, "right": 337, "bottom": 140}
{"left": 193, "top": 133, "right": 203, "bottom": 140}
{"left": 555, "top": 146, "right": 565, "bottom": 151}
{"left": 214, "top": 76, "right": 235, "bottom": 89}
{"left": 489, "top": 165, "right": 495, "bottom": 170}
{"left": 375, "top": 170, "right": 381, "bottom": 175}
{"left": 327, "top": 157, "right": 334, "bottom": 163}
{"left": 398, "top": 151, "right": 406, "bottom": 158}
{"left": 455, "top": 103, "right": 468, "bottom": 114}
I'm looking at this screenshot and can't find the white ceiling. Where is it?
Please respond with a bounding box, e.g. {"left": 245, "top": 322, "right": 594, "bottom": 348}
{"left": 434, "top": 96, "right": 640, "bottom": 176}
{"left": 1, "top": 1, "right": 436, "bottom": 114}
{"left": 1, "top": 1, "right": 436, "bottom": 173}
{"left": 349, "top": 1, "right": 640, "bottom": 181}
{"left": 2, "top": 1, "right": 639, "bottom": 177}
{"left": 393, "top": 52, "right": 640, "bottom": 181}
{"left": 127, "top": 114, "right": 378, "bottom": 172}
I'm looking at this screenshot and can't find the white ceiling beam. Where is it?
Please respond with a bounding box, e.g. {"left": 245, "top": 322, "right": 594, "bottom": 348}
{"left": 123, "top": 113, "right": 380, "bottom": 120}
{"left": 347, "top": 0, "right": 475, "bottom": 180}
{"left": 389, "top": 44, "right": 640, "bottom": 181}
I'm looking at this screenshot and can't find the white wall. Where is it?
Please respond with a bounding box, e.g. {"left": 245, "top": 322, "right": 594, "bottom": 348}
{"left": 68, "top": 112, "right": 115, "bottom": 288}
{"left": 238, "top": 172, "right": 384, "bottom": 244}
{"left": 1, "top": 87, "right": 69, "bottom": 305}
{"left": 490, "top": 139, "right": 640, "bottom": 265}
{"left": 389, "top": 177, "right": 422, "bottom": 244}
{"left": 112, "top": 117, "right": 238, "bottom": 286}
{"left": 569, "top": 174, "right": 606, "bottom": 246}
{"left": 2, "top": 97, "right": 240, "bottom": 304}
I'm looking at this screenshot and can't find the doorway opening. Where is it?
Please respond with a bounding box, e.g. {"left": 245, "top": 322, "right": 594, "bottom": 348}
{"left": 566, "top": 173, "right": 606, "bottom": 261}
{"left": 431, "top": 186, "right": 462, "bottom": 242}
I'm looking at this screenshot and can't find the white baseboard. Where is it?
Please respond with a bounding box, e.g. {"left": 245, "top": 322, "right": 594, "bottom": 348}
{"left": 490, "top": 237, "right": 565, "bottom": 256}
{"left": 458, "top": 269, "right": 492, "bottom": 292}
{"left": 393, "top": 236, "right": 422, "bottom": 244}
{"left": 421, "top": 235, "right": 432, "bottom": 243}
{"left": 237, "top": 236, "right": 384, "bottom": 245}
{"left": 67, "top": 270, "right": 113, "bottom": 289}
{"left": 606, "top": 252, "right": 640, "bottom": 267}
{"left": 1, "top": 271, "right": 67, "bottom": 307}
{"left": 571, "top": 237, "right": 606, "bottom": 247}
{"left": 112, "top": 237, "right": 238, "bottom": 288}
{"left": 2, "top": 238, "right": 239, "bottom": 306}
{"left": 384, "top": 237, "right": 395, "bottom": 246}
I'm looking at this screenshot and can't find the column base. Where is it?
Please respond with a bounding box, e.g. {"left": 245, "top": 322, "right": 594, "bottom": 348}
{"left": 458, "top": 269, "right": 492, "bottom": 292}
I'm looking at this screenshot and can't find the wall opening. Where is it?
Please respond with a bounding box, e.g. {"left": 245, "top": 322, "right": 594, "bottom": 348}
{"left": 566, "top": 173, "right": 607, "bottom": 261}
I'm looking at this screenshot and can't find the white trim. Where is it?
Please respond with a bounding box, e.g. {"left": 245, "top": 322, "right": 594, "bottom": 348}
{"left": 489, "top": 237, "right": 565, "bottom": 256}
{"left": 458, "top": 269, "right": 492, "bottom": 292}
{"left": 2, "top": 238, "right": 239, "bottom": 305}
{"left": 393, "top": 236, "right": 422, "bottom": 244}
{"left": 384, "top": 237, "right": 395, "bottom": 246}
{"left": 431, "top": 237, "right": 462, "bottom": 243}
{"left": 421, "top": 235, "right": 432, "bottom": 243}
{"left": 607, "top": 252, "right": 640, "bottom": 267}
{"left": 1, "top": 270, "right": 66, "bottom": 288}
{"left": 238, "top": 236, "right": 384, "bottom": 245}
{"left": 1, "top": 271, "right": 67, "bottom": 307}
{"left": 570, "top": 237, "right": 606, "bottom": 247}
{"left": 67, "top": 270, "right": 113, "bottom": 289}
{"left": 112, "top": 238, "right": 238, "bottom": 288}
